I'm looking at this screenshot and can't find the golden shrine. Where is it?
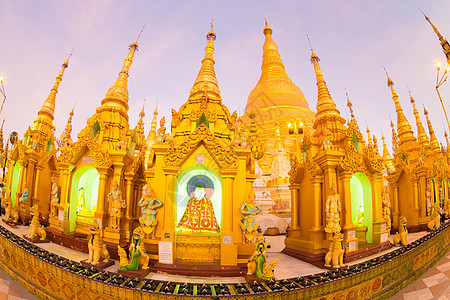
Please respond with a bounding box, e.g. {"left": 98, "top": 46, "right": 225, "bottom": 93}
{"left": 1, "top": 12, "right": 450, "bottom": 299}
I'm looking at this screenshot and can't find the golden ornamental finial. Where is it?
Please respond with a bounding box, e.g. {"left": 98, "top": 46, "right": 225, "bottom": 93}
{"left": 383, "top": 66, "right": 394, "bottom": 87}
{"left": 140, "top": 99, "right": 145, "bottom": 117}
{"left": 263, "top": 18, "right": 272, "bottom": 36}
{"left": 346, "top": 90, "right": 355, "bottom": 119}
{"left": 307, "top": 35, "right": 319, "bottom": 63}
{"left": 63, "top": 48, "right": 74, "bottom": 68}
{"left": 207, "top": 19, "right": 216, "bottom": 42}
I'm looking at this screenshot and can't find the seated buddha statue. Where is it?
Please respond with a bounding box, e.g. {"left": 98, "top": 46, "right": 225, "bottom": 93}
{"left": 178, "top": 184, "right": 220, "bottom": 233}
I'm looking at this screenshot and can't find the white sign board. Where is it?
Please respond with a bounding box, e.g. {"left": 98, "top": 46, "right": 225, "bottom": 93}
{"left": 348, "top": 241, "right": 356, "bottom": 252}
{"left": 381, "top": 224, "right": 386, "bottom": 231}
{"left": 196, "top": 154, "right": 206, "bottom": 164}
{"left": 347, "top": 230, "right": 356, "bottom": 239}
{"left": 380, "top": 233, "right": 389, "bottom": 243}
{"left": 82, "top": 156, "right": 95, "bottom": 165}
{"left": 58, "top": 211, "right": 64, "bottom": 221}
{"left": 223, "top": 236, "right": 231, "bottom": 244}
{"left": 159, "top": 241, "right": 173, "bottom": 264}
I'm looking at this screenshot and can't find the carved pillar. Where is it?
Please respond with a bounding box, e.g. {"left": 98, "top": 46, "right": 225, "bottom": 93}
{"left": 220, "top": 169, "right": 237, "bottom": 234}
{"left": 290, "top": 183, "right": 300, "bottom": 230}
{"left": 373, "top": 173, "right": 383, "bottom": 222}
{"left": 161, "top": 166, "right": 179, "bottom": 240}
{"left": 412, "top": 180, "right": 419, "bottom": 225}
{"left": 339, "top": 171, "right": 353, "bottom": 229}
{"left": 95, "top": 167, "right": 109, "bottom": 227}
{"left": 33, "top": 164, "right": 44, "bottom": 201}
{"left": 392, "top": 184, "right": 399, "bottom": 227}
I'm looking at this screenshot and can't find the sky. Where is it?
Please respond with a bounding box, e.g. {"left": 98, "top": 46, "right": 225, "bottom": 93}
{"left": 0, "top": 0, "right": 450, "bottom": 153}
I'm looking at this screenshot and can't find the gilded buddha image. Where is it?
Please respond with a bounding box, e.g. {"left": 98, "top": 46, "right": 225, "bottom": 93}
{"left": 177, "top": 174, "right": 220, "bottom": 233}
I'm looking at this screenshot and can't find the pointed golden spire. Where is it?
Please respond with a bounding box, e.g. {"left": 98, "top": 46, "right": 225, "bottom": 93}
{"left": 409, "top": 91, "right": 429, "bottom": 148}
{"left": 390, "top": 118, "right": 398, "bottom": 152}
{"left": 150, "top": 106, "right": 158, "bottom": 135}
{"left": 423, "top": 105, "right": 441, "bottom": 153}
{"left": 366, "top": 126, "right": 373, "bottom": 147}
{"left": 58, "top": 107, "right": 74, "bottom": 148}
{"left": 382, "top": 134, "right": 391, "bottom": 158}
{"left": 38, "top": 51, "right": 72, "bottom": 122}
{"left": 0, "top": 119, "right": 4, "bottom": 152}
{"left": 384, "top": 68, "right": 416, "bottom": 146}
{"left": 373, "top": 135, "right": 379, "bottom": 154}
{"left": 190, "top": 20, "right": 220, "bottom": 98}
{"left": 137, "top": 100, "right": 145, "bottom": 134}
{"left": 310, "top": 39, "right": 343, "bottom": 123}
{"left": 421, "top": 10, "right": 450, "bottom": 64}
{"left": 100, "top": 39, "right": 139, "bottom": 114}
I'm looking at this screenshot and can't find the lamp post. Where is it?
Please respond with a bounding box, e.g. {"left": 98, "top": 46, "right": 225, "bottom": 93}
{"left": 288, "top": 119, "right": 304, "bottom": 163}
{"left": 436, "top": 61, "right": 450, "bottom": 133}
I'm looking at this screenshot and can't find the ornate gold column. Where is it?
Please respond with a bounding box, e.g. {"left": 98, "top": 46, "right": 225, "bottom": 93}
{"left": 392, "top": 184, "right": 399, "bottom": 228}
{"left": 290, "top": 183, "right": 300, "bottom": 230}
{"left": 220, "top": 169, "right": 237, "bottom": 265}
{"left": 339, "top": 170, "right": 358, "bottom": 253}
{"left": 95, "top": 167, "right": 109, "bottom": 227}
{"left": 161, "top": 166, "right": 179, "bottom": 241}
{"left": 312, "top": 177, "right": 323, "bottom": 231}
{"left": 412, "top": 180, "right": 420, "bottom": 225}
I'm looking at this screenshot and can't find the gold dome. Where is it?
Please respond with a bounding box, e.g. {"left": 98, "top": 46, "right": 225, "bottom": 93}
{"left": 245, "top": 20, "right": 312, "bottom": 115}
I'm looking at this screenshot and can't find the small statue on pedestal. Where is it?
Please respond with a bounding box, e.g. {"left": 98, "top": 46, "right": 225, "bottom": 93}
{"left": 325, "top": 181, "right": 341, "bottom": 234}
{"left": 4, "top": 196, "right": 18, "bottom": 223}
{"left": 138, "top": 185, "right": 163, "bottom": 239}
{"left": 353, "top": 206, "right": 364, "bottom": 227}
{"left": 247, "top": 237, "right": 277, "bottom": 280}
{"left": 26, "top": 203, "right": 47, "bottom": 241}
{"left": 393, "top": 216, "right": 408, "bottom": 246}
{"left": 76, "top": 187, "right": 88, "bottom": 214}
{"left": 382, "top": 186, "right": 391, "bottom": 229}
{"left": 324, "top": 231, "right": 345, "bottom": 268}
{"left": 108, "top": 182, "right": 126, "bottom": 229}
{"left": 86, "top": 219, "right": 110, "bottom": 265}
{"left": 427, "top": 203, "right": 441, "bottom": 230}
{"left": 50, "top": 175, "right": 59, "bottom": 217}
{"left": 118, "top": 226, "right": 149, "bottom": 271}
{"left": 240, "top": 188, "right": 261, "bottom": 244}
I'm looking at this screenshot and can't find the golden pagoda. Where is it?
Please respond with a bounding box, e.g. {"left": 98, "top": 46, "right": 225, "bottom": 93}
{"left": 241, "top": 20, "right": 315, "bottom": 214}
{"left": 8, "top": 57, "right": 70, "bottom": 223}
{"left": 145, "top": 25, "right": 260, "bottom": 273}
{"left": 47, "top": 38, "right": 147, "bottom": 246}
{"left": 284, "top": 48, "right": 389, "bottom": 264}
{"left": 385, "top": 73, "right": 449, "bottom": 230}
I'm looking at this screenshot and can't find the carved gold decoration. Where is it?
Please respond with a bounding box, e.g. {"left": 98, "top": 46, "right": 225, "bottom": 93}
{"left": 164, "top": 124, "right": 238, "bottom": 168}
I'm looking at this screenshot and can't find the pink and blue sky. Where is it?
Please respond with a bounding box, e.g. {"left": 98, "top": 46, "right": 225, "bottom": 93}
{"left": 0, "top": 1, "right": 449, "bottom": 152}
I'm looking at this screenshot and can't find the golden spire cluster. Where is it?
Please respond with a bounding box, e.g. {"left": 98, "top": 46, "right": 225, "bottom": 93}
{"left": 384, "top": 68, "right": 416, "bottom": 146}
{"left": 57, "top": 107, "right": 74, "bottom": 148}
{"left": 190, "top": 19, "right": 220, "bottom": 99}
{"left": 421, "top": 10, "right": 450, "bottom": 64}
{"left": 423, "top": 105, "right": 441, "bottom": 153}
{"left": 409, "top": 91, "right": 430, "bottom": 148}
{"left": 309, "top": 39, "right": 345, "bottom": 128}
{"left": 38, "top": 51, "right": 72, "bottom": 122}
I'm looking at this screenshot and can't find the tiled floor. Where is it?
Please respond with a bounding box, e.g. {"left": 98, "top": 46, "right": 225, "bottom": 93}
{"left": 0, "top": 224, "right": 449, "bottom": 298}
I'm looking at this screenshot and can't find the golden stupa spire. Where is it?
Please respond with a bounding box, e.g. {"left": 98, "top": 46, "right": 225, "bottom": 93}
{"left": 137, "top": 101, "right": 145, "bottom": 134}
{"left": 58, "top": 107, "right": 74, "bottom": 148}
{"left": 384, "top": 68, "right": 416, "bottom": 146}
{"left": 38, "top": 50, "right": 72, "bottom": 122}
{"left": 382, "top": 134, "right": 391, "bottom": 158}
{"left": 309, "top": 37, "right": 343, "bottom": 123}
{"left": 409, "top": 91, "right": 429, "bottom": 148}
{"left": 390, "top": 118, "right": 398, "bottom": 152}
{"left": 421, "top": 10, "right": 450, "bottom": 64}
{"left": 373, "top": 135, "right": 379, "bottom": 154}
{"left": 190, "top": 20, "right": 220, "bottom": 98}
{"left": 100, "top": 26, "right": 144, "bottom": 114}
{"left": 366, "top": 126, "right": 373, "bottom": 147}
{"left": 423, "top": 105, "right": 441, "bottom": 153}
{"left": 445, "top": 131, "right": 450, "bottom": 155}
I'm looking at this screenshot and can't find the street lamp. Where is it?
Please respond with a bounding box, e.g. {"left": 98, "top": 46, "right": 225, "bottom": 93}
{"left": 436, "top": 61, "right": 450, "bottom": 133}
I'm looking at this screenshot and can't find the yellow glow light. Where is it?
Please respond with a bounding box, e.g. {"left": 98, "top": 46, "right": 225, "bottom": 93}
{"left": 299, "top": 121, "right": 304, "bottom": 127}
{"left": 288, "top": 123, "right": 292, "bottom": 128}
{"left": 437, "top": 61, "right": 442, "bottom": 69}
{"left": 446, "top": 66, "right": 450, "bottom": 73}
{"left": 0, "top": 76, "right": 3, "bottom": 83}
